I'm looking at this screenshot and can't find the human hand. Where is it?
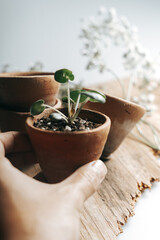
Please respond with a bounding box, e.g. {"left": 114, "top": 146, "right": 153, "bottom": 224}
{"left": 0, "top": 132, "right": 107, "bottom": 240}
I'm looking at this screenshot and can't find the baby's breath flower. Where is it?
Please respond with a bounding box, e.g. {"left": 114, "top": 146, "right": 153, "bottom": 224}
{"left": 80, "top": 7, "right": 160, "bottom": 151}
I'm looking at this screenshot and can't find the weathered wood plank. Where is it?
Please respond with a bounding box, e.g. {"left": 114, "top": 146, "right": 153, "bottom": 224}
{"left": 78, "top": 81, "right": 160, "bottom": 239}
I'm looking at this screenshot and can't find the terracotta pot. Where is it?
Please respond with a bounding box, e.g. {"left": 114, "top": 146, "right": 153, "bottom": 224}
{"left": 84, "top": 93, "right": 145, "bottom": 158}
{"left": 26, "top": 108, "right": 111, "bottom": 183}
{"left": 0, "top": 72, "right": 60, "bottom": 112}
{"left": 0, "top": 98, "right": 61, "bottom": 132}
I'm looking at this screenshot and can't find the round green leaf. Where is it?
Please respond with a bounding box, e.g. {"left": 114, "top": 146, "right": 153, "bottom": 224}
{"left": 62, "top": 96, "right": 75, "bottom": 104}
{"left": 62, "top": 96, "right": 68, "bottom": 103}
{"left": 54, "top": 69, "right": 74, "bottom": 83}
{"left": 81, "top": 90, "right": 106, "bottom": 103}
{"left": 30, "top": 99, "right": 45, "bottom": 116}
{"left": 70, "top": 90, "right": 87, "bottom": 103}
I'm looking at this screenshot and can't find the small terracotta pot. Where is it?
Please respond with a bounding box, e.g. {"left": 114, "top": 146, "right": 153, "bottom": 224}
{"left": 26, "top": 108, "right": 111, "bottom": 183}
{"left": 0, "top": 72, "right": 60, "bottom": 112}
{"left": 0, "top": 98, "right": 61, "bottom": 132}
{"left": 84, "top": 93, "right": 145, "bottom": 158}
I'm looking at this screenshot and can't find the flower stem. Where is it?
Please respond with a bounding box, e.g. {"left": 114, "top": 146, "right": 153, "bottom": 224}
{"left": 135, "top": 123, "right": 160, "bottom": 150}
{"left": 127, "top": 73, "right": 136, "bottom": 101}
{"left": 106, "top": 68, "right": 126, "bottom": 99}
{"left": 141, "top": 119, "right": 160, "bottom": 148}
{"left": 130, "top": 132, "right": 160, "bottom": 151}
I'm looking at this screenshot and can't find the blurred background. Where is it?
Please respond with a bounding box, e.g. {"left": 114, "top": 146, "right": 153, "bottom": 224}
{"left": 0, "top": 0, "right": 160, "bottom": 85}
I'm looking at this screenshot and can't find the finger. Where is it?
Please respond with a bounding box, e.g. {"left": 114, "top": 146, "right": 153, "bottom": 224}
{"left": 63, "top": 160, "right": 107, "bottom": 206}
{"left": 0, "top": 131, "right": 32, "bottom": 157}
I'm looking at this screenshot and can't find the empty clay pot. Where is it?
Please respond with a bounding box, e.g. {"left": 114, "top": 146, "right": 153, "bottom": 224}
{"left": 84, "top": 93, "right": 145, "bottom": 158}
{"left": 0, "top": 98, "right": 61, "bottom": 132}
{"left": 26, "top": 108, "right": 111, "bottom": 183}
{"left": 0, "top": 72, "right": 60, "bottom": 112}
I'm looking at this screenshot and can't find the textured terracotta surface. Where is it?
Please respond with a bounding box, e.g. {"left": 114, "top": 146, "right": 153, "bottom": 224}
{"left": 0, "top": 98, "right": 61, "bottom": 132}
{"left": 84, "top": 93, "right": 145, "bottom": 157}
{"left": 26, "top": 108, "right": 111, "bottom": 183}
{"left": 0, "top": 72, "right": 60, "bottom": 111}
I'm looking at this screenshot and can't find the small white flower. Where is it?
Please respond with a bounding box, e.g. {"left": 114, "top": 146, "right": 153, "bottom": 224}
{"left": 146, "top": 104, "right": 157, "bottom": 112}
{"left": 132, "top": 96, "right": 139, "bottom": 103}
{"left": 147, "top": 93, "right": 155, "bottom": 103}
{"left": 120, "top": 16, "right": 130, "bottom": 28}
{"left": 140, "top": 93, "right": 147, "bottom": 101}
{"left": 98, "top": 6, "right": 107, "bottom": 15}
{"left": 147, "top": 85, "right": 155, "bottom": 92}
{"left": 108, "top": 8, "right": 117, "bottom": 21}
{"left": 89, "top": 16, "right": 97, "bottom": 24}
{"left": 150, "top": 81, "right": 158, "bottom": 88}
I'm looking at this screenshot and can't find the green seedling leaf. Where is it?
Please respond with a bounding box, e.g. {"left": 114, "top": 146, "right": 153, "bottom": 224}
{"left": 54, "top": 69, "right": 74, "bottom": 83}
{"left": 70, "top": 90, "right": 87, "bottom": 103}
{"left": 62, "top": 96, "right": 75, "bottom": 104}
{"left": 30, "top": 99, "right": 45, "bottom": 116}
{"left": 49, "top": 112, "right": 64, "bottom": 122}
{"left": 81, "top": 90, "right": 106, "bottom": 103}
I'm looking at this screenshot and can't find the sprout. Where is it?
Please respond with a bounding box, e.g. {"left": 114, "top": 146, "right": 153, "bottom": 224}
{"left": 30, "top": 69, "right": 106, "bottom": 124}
{"left": 30, "top": 100, "right": 45, "bottom": 116}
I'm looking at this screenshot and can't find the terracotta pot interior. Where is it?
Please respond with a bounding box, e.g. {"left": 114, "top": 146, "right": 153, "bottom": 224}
{"left": 27, "top": 108, "right": 109, "bottom": 133}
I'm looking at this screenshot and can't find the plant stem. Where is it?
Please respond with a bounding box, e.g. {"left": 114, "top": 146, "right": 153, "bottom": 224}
{"left": 141, "top": 119, "right": 160, "bottom": 148}
{"left": 67, "top": 81, "right": 71, "bottom": 121}
{"left": 75, "top": 93, "right": 81, "bottom": 113}
{"left": 71, "top": 97, "right": 90, "bottom": 122}
{"left": 43, "top": 104, "right": 68, "bottom": 123}
{"left": 130, "top": 132, "right": 160, "bottom": 151}
{"left": 70, "top": 93, "right": 81, "bottom": 123}
{"left": 127, "top": 72, "right": 136, "bottom": 101}
{"left": 106, "top": 68, "right": 126, "bottom": 99}
{"left": 135, "top": 123, "right": 160, "bottom": 150}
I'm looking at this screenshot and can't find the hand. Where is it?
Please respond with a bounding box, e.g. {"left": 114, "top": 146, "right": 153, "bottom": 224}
{"left": 0, "top": 132, "right": 107, "bottom": 240}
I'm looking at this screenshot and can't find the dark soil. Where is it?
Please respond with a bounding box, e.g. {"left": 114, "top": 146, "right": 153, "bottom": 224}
{"left": 33, "top": 116, "right": 101, "bottom": 132}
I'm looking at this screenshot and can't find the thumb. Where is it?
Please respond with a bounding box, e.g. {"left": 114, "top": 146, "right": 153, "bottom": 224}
{"left": 63, "top": 160, "right": 107, "bottom": 205}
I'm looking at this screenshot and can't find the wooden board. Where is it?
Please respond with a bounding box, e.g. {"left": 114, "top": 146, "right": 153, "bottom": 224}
{"left": 25, "top": 80, "right": 160, "bottom": 240}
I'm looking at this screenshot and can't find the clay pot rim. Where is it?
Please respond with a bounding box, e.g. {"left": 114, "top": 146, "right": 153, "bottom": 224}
{"left": 84, "top": 88, "right": 146, "bottom": 113}
{"left": 106, "top": 93, "right": 145, "bottom": 111}
{"left": 0, "top": 98, "right": 61, "bottom": 115}
{"left": 26, "top": 108, "right": 111, "bottom": 135}
{"left": 0, "top": 72, "right": 55, "bottom": 78}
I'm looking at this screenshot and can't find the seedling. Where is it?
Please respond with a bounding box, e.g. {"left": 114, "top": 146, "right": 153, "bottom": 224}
{"left": 30, "top": 69, "right": 106, "bottom": 123}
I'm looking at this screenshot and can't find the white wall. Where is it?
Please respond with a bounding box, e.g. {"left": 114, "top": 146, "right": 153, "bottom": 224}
{"left": 0, "top": 0, "right": 160, "bottom": 85}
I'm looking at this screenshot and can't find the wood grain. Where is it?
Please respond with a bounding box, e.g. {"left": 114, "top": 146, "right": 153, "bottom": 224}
{"left": 79, "top": 80, "right": 160, "bottom": 239}
{"left": 24, "top": 79, "right": 160, "bottom": 240}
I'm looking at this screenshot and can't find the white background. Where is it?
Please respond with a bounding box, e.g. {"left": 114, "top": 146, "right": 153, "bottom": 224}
{"left": 0, "top": 0, "right": 160, "bottom": 239}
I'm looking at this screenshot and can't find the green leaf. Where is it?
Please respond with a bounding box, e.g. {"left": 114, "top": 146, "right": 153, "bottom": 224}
{"left": 81, "top": 90, "right": 106, "bottom": 103}
{"left": 54, "top": 69, "right": 74, "bottom": 83}
{"left": 62, "top": 96, "right": 75, "bottom": 104}
{"left": 49, "top": 112, "right": 64, "bottom": 122}
{"left": 30, "top": 99, "right": 45, "bottom": 116}
{"left": 67, "top": 89, "right": 106, "bottom": 104}
{"left": 70, "top": 90, "right": 88, "bottom": 103}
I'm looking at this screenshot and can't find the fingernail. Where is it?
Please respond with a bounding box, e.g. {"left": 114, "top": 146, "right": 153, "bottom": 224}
{"left": 90, "top": 160, "right": 107, "bottom": 183}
